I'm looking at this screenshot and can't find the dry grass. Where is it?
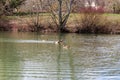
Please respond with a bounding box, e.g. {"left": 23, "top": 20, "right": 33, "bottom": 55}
{"left": 5, "top": 13, "right": 120, "bottom": 26}
{"left": 1, "top": 13, "right": 120, "bottom": 33}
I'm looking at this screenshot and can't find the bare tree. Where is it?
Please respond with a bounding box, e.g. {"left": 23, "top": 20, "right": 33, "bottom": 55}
{"left": 112, "top": 0, "right": 120, "bottom": 13}
{"left": 104, "top": 0, "right": 120, "bottom": 13}
{"left": 29, "top": 0, "right": 44, "bottom": 32}
{"left": 48, "top": 0, "right": 74, "bottom": 32}
{"left": 0, "top": 0, "right": 26, "bottom": 15}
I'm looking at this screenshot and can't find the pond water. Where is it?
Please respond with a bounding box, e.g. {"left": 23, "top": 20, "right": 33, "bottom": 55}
{"left": 0, "top": 32, "right": 120, "bottom": 80}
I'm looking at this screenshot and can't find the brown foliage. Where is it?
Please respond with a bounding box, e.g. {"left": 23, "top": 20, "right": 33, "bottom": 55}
{"left": 78, "top": 8, "right": 112, "bottom": 34}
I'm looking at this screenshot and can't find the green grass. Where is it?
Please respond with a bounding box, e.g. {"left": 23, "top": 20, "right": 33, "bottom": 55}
{"left": 4, "top": 13, "right": 120, "bottom": 20}
{"left": 103, "top": 13, "right": 120, "bottom": 21}
{"left": 2, "top": 13, "right": 120, "bottom": 26}
{"left": 1, "top": 13, "right": 120, "bottom": 33}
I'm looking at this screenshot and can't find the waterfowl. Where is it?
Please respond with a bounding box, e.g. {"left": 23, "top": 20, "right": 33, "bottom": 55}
{"left": 63, "top": 45, "right": 70, "bottom": 49}
{"left": 54, "top": 40, "right": 63, "bottom": 44}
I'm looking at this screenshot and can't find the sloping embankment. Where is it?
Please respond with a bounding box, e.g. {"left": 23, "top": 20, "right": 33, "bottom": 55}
{"left": 0, "top": 16, "right": 120, "bottom": 34}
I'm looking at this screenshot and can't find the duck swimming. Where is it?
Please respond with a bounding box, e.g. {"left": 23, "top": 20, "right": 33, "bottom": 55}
{"left": 54, "top": 40, "right": 63, "bottom": 44}
{"left": 63, "top": 45, "right": 70, "bottom": 49}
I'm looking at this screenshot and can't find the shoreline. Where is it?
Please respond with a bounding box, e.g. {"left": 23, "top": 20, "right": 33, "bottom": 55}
{"left": 0, "top": 19, "right": 79, "bottom": 33}
{"left": 0, "top": 20, "right": 120, "bottom": 34}
{"left": 0, "top": 14, "right": 120, "bottom": 34}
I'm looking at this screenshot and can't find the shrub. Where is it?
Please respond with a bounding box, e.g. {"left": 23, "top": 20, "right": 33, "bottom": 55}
{"left": 0, "top": 17, "right": 11, "bottom": 31}
{"left": 80, "top": 7, "right": 104, "bottom": 13}
{"left": 113, "top": 2, "right": 120, "bottom": 14}
{"left": 78, "top": 7, "right": 112, "bottom": 34}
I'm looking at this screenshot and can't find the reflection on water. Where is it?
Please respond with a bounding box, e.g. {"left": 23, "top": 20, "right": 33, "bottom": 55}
{"left": 0, "top": 32, "right": 120, "bottom": 80}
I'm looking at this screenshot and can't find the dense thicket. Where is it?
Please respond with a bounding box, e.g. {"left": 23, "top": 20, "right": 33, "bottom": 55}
{"left": 0, "top": 0, "right": 26, "bottom": 16}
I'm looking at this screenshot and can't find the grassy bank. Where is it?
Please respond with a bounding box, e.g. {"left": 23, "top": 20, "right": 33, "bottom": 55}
{"left": 0, "top": 13, "right": 120, "bottom": 34}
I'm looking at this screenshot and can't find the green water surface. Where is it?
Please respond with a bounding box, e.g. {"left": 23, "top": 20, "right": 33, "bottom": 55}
{"left": 0, "top": 32, "right": 120, "bottom": 80}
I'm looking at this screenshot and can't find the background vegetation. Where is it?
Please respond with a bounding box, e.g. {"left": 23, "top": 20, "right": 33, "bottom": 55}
{"left": 0, "top": 0, "right": 120, "bottom": 34}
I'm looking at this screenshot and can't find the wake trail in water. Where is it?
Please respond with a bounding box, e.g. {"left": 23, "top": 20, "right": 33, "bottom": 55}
{"left": 0, "top": 40, "right": 56, "bottom": 44}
